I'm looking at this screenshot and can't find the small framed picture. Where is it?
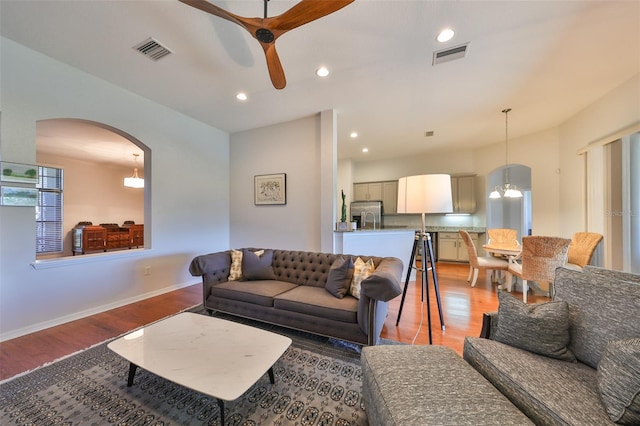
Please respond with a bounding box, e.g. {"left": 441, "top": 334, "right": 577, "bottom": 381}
{"left": 0, "top": 185, "right": 38, "bottom": 206}
{"left": 1, "top": 162, "right": 38, "bottom": 185}
{"left": 254, "top": 173, "right": 286, "bottom": 205}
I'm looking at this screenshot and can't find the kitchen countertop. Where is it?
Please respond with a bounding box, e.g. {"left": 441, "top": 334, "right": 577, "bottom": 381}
{"left": 335, "top": 226, "right": 486, "bottom": 233}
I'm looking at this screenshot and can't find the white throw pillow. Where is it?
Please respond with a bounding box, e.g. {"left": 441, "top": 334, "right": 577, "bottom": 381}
{"left": 350, "top": 257, "right": 375, "bottom": 299}
{"left": 228, "top": 249, "right": 243, "bottom": 280}
{"left": 228, "top": 249, "right": 264, "bottom": 281}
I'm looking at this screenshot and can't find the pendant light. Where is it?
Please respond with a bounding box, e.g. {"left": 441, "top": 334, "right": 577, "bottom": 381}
{"left": 490, "top": 108, "right": 523, "bottom": 199}
{"left": 124, "top": 153, "right": 144, "bottom": 188}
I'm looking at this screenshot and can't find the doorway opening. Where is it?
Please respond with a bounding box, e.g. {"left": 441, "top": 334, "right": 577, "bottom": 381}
{"left": 486, "top": 164, "right": 532, "bottom": 241}
{"left": 36, "top": 118, "right": 149, "bottom": 258}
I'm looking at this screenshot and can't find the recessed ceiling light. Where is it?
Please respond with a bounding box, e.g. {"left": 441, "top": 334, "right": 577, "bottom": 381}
{"left": 316, "top": 66, "right": 329, "bottom": 77}
{"left": 437, "top": 28, "right": 455, "bottom": 43}
{"left": 362, "top": 148, "right": 369, "bottom": 153}
{"left": 350, "top": 132, "right": 358, "bottom": 138}
{"left": 236, "top": 92, "right": 248, "bottom": 101}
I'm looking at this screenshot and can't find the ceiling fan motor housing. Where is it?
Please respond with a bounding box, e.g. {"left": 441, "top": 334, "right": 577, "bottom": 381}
{"left": 256, "top": 28, "right": 275, "bottom": 43}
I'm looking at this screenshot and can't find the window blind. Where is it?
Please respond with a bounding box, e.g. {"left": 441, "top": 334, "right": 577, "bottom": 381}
{"left": 36, "top": 166, "right": 63, "bottom": 254}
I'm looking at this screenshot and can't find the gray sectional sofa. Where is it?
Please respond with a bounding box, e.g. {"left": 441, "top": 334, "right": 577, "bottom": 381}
{"left": 361, "top": 266, "right": 640, "bottom": 425}
{"left": 189, "top": 248, "right": 403, "bottom": 345}
{"left": 464, "top": 266, "right": 640, "bottom": 425}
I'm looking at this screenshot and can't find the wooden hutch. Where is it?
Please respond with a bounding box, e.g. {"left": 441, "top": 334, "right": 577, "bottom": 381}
{"left": 73, "top": 221, "right": 144, "bottom": 255}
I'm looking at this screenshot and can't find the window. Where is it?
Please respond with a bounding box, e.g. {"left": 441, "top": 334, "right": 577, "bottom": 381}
{"left": 36, "top": 166, "right": 63, "bottom": 254}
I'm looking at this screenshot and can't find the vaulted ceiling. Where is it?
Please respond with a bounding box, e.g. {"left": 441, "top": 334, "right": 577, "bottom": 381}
{"left": 2, "top": 0, "right": 638, "bottom": 167}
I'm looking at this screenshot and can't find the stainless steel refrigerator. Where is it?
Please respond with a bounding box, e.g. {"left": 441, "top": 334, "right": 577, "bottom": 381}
{"left": 350, "top": 201, "right": 383, "bottom": 230}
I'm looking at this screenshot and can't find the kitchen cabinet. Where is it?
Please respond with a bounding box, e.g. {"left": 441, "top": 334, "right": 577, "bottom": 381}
{"left": 438, "top": 231, "right": 478, "bottom": 262}
{"left": 354, "top": 182, "right": 382, "bottom": 201}
{"left": 382, "top": 181, "right": 398, "bottom": 214}
{"left": 451, "top": 176, "right": 476, "bottom": 213}
{"left": 354, "top": 180, "right": 398, "bottom": 213}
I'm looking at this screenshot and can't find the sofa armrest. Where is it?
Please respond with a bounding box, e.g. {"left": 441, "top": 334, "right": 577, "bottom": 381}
{"left": 480, "top": 311, "right": 498, "bottom": 339}
{"left": 189, "top": 251, "right": 231, "bottom": 285}
{"left": 360, "top": 257, "right": 403, "bottom": 301}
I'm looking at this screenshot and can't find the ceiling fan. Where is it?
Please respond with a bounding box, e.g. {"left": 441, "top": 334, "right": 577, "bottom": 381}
{"left": 178, "top": 0, "right": 354, "bottom": 89}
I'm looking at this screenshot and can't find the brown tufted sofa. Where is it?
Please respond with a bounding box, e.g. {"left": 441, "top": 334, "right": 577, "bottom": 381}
{"left": 189, "top": 249, "right": 403, "bottom": 345}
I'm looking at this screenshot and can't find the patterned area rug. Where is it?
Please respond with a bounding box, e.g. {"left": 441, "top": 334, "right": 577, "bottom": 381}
{"left": 0, "top": 307, "right": 395, "bottom": 426}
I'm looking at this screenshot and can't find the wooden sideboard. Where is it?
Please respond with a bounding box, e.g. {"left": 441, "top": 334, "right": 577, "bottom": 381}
{"left": 73, "top": 222, "right": 144, "bottom": 255}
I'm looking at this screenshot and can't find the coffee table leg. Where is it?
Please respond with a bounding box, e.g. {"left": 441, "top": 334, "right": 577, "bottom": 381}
{"left": 217, "top": 399, "right": 225, "bottom": 426}
{"left": 268, "top": 366, "right": 275, "bottom": 384}
{"left": 127, "top": 363, "right": 138, "bottom": 387}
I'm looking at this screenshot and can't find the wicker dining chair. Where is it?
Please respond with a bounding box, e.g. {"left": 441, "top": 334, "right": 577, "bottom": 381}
{"left": 459, "top": 230, "right": 509, "bottom": 287}
{"left": 487, "top": 228, "right": 519, "bottom": 246}
{"left": 505, "top": 236, "right": 571, "bottom": 303}
{"left": 565, "top": 232, "right": 603, "bottom": 270}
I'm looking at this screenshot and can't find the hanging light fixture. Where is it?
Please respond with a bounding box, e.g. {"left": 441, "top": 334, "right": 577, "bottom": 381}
{"left": 124, "top": 153, "right": 144, "bottom": 188}
{"left": 490, "top": 108, "right": 523, "bottom": 199}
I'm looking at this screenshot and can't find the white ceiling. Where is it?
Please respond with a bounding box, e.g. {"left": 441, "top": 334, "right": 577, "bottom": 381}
{"left": 2, "top": 0, "right": 639, "bottom": 167}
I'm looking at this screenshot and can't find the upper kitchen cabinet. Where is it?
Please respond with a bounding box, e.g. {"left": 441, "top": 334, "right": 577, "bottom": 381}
{"left": 382, "top": 181, "right": 398, "bottom": 214}
{"left": 451, "top": 176, "right": 476, "bottom": 214}
{"left": 354, "top": 182, "right": 382, "bottom": 201}
{"left": 353, "top": 181, "right": 398, "bottom": 214}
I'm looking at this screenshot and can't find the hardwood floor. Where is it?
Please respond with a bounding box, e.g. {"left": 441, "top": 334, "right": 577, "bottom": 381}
{"left": 0, "top": 262, "right": 549, "bottom": 381}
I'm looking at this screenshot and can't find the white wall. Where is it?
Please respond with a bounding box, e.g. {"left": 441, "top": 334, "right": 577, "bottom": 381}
{"left": 229, "top": 112, "right": 336, "bottom": 252}
{"left": 558, "top": 74, "right": 640, "bottom": 236}
{"left": 0, "top": 37, "right": 230, "bottom": 340}
{"left": 474, "top": 128, "right": 562, "bottom": 236}
{"left": 349, "top": 147, "right": 476, "bottom": 183}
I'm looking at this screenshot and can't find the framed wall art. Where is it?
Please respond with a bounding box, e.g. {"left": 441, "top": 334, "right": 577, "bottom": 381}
{"left": 254, "top": 173, "right": 286, "bottom": 205}
{"left": 1, "top": 161, "right": 38, "bottom": 185}
{"left": 0, "top": 185, "right": 38, "bottom": 206}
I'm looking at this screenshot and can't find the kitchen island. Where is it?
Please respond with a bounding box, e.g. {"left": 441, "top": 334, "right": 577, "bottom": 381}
{"left": 335, "top": 226, "right": 486, "bottom": 280}
{"left": 335, "top": 229, "right": 416, "bottom": 280}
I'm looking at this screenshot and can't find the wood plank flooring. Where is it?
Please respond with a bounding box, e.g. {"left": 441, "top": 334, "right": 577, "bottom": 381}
{"left": 0, "top": 262, "right": 549, "bottom": 381}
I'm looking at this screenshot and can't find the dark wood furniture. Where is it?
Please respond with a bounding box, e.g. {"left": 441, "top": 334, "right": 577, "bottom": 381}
{"left": 72, "top": 222, "right": 144, "bottom": 255}
{"left": 72, "top": 224, "right": 106, "bottom": 255}
{"left": 122, "top": 223, "right": 144, "bottom": 248}
{"left": 101, "top": 223, "right": 131, "bottom": 250}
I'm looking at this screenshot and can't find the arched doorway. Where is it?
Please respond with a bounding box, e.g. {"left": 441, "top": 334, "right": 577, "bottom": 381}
{"left": 486, "top": 164, "right": 531, "bottom": 241}
{"left": 36, "top": 118, "right": 149, "bottom": 258}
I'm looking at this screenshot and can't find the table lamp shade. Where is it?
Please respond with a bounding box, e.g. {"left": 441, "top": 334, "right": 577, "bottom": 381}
{"left": 397, "top": 174, "right": 453, "bottom": 214}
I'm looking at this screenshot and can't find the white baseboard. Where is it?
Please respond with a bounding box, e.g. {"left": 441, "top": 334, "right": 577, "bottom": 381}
{"left": 0, "top": 281, "right": 200, "bottom": 342}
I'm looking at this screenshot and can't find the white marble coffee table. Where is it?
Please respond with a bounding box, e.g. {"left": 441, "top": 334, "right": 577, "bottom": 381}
{"left": 107, "top": 312, "right": 292, "bottom": 426}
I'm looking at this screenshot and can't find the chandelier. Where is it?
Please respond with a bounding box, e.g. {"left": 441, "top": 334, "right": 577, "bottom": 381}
{"left": 490, "top": 108, "right": 522, "bottom": 199}
{"left": 124, "top": 153, "right": 144, "bottom": 188}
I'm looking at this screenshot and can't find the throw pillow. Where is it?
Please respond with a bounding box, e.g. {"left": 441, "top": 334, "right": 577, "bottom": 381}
{"left": 350, "top": 257, "right": 375, "bottom": 299}
{"left": 228, "top": 249, "right": 243, "bottom": 281}
{"left": 326, "top": 256, "right": 354, "bottom": 298}
{"left": 241, "top": 248, "right": 275, "bottom": 280}
{"left": 493, "top": 291, "right": 576, "bottom": 362}
{"left": 228, "top": 249, "right": 264, "bottom": 281}
{"left": 597, "top": 338, "right": 640, "bottom": 425}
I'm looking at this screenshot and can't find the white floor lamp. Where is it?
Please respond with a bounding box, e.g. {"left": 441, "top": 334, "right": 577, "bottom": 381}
{"left": 395, "top": 174, "right": 453, "bottom": 344}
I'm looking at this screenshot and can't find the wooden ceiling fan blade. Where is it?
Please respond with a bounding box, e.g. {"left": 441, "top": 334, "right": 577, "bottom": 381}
{"left": 178, "top": 0, "right": 257, "bottom": 32}
{"left": 264, "top": 45, "right": 286, "bottom": 89}
{"left": 270, "top": 0, "right": 354, "bottom": 32}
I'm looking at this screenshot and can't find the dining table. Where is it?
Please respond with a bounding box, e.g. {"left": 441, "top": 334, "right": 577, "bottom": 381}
{"left": 482, "top": 242, "right": 522, "bottom": 258}
{"left": 482, "top": 242, "right": 522, "bottom": 288}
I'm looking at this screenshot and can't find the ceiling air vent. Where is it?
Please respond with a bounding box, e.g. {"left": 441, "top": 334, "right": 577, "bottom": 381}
{"left": 433, "top": 43, "right": 469, "bottom": 65}
{"left": 133, "top": 37, "right": 172, "bottom": 61}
